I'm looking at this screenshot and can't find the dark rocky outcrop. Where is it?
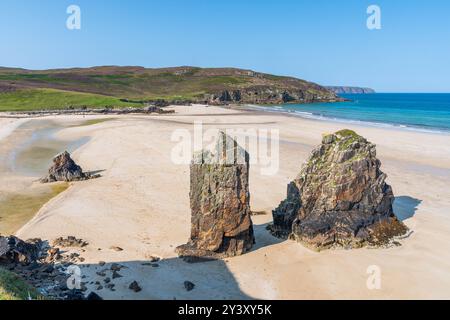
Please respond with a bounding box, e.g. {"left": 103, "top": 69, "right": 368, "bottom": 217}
{"left": 270, "top": 129, "right": 408, "bottom": 250}
{"left": 176, "top": 132, "right": 255, "bottom": 260}
{"left": 40, "top": 151, "right": 99, "bottom": 183}
{"left": 0, "top": 236, "right": 43, "bottom": 264}
{"left": 206, "top": 87, "right": 343, "bottom": 105}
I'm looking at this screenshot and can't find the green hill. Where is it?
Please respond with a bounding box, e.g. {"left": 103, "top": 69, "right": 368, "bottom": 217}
{"left": 0, "top": 66, "right": 341, "bottom": 111}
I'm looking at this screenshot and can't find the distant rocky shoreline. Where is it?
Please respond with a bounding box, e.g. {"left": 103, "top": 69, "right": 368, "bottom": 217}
{"left": 326, "top": 86, "right": 376, "bottom": 94}
{"left": 3, "top": 105, "right": 175, "bottom": 117}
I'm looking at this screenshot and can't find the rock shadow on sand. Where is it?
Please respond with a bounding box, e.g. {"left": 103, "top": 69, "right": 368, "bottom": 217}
{"left": 394, "top": 196, "right": 422, "bottom": 221}
{"left": 1, "top": 238, "right": 254, "bottom": 300}
{"left": 251, "top": 222, "right": 285, "bottom": 251}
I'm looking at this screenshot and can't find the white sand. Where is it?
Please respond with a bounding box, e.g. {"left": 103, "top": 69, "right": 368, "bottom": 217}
{"left": 0, "top": 118, "right": 29, "bottom": 141}
{"left": 5, "top": 105, "right": 450, "bottom": 299}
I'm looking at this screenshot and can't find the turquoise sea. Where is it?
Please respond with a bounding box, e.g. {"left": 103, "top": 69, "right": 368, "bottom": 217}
{"left": 251, "top": 93, "right": 450, "bottom": 134}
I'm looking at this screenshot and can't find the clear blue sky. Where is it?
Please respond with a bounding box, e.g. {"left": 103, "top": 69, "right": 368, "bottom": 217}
{"left": 1, "top": 0, "right": 449, "bottom": 92}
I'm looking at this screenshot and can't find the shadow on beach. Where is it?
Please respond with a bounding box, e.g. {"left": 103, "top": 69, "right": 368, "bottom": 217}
{"left": 10, "top": 255, "right": 255, "bottom": 300}
{"left": 394, "top": 196, "right": 422, "bottom": 221}
{"left": 5, "top": 223, "right": 285, "bottom": 300}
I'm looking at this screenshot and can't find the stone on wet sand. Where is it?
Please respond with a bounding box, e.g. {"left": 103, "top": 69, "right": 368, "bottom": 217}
{"left": 129, "top": 281, "right": 142, "bottom": 292}
{"left": 184, "top": 281, "right": 195, "bottom": 291}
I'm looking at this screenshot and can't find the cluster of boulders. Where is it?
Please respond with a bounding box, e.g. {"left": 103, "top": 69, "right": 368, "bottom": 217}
{"left": 0, "top": 235, "right": 99, "bottom": 300}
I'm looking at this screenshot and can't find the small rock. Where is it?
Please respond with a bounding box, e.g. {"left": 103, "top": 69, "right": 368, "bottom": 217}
{"left": 110, "top": 246, "right": 123, "bottom": 252}
{"left": 129, "top": 281, "right": 142, "bottom": 293}
{"left": 87, "top": 292, "right": 103, "bottom": 300}
{"left": 184, "top": 281, "right": 195, "bottom": 291}
{"left": 106, "top": 283, "right": 115, "bottom": 290}
{"left": 110, "top": 263, "right": 123, "bottom": 271}
{"left": 98, "top": 261, "right": 106, "bottom": 266}
{"left": 147, "top": 255, "right": 160, "bottom": 263}
{"left": 52, "top": 236, "right": 88, "bottom": 248}
{"left": 112, "top": 270, "right": 123, "bottom": 279}
{"left": 66, "top": 289, "right": 85, "bottom": 300}
{"left": 43, "top": 265, "right": 54, "bottom": 273}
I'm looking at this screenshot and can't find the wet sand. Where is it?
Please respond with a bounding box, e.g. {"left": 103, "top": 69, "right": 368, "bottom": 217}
{"left": 0, "top": 118, "right": 99, "bottom": 234}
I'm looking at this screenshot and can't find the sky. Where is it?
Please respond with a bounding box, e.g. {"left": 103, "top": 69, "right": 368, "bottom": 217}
{"left": 0, "top": 0, "right": 449, "bottom": 92}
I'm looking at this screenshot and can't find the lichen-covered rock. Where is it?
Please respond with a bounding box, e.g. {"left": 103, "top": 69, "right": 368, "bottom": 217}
{"left": 176, "top": 132, "right": 255, "bottom": 260}
{"left": 271, "top": 129, "right": 408, "bottom": 250}
{"left": 40, "top": 151, "right": 97, "bottom": 183}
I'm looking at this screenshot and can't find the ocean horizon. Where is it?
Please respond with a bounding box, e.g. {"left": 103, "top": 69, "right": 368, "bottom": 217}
{"left": 248, "top": 93, "right": 450, "bottom": 134}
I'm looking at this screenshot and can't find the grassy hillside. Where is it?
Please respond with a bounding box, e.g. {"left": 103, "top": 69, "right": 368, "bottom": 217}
{"left": 0, "top": 66, "right": 338, "bottom": 111}
{"left": 0, "top": 88, "right": 142, "bottom": 111}
{"left": 0, "top": 268, "right": 43, "bottom": 300}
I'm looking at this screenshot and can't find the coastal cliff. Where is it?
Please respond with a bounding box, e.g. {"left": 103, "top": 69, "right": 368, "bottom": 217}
{"left": 0, "top": 66, "right": 342, "bottom": 111}
{"left": 326, "top": 86, "right": 376, "bottom": 94}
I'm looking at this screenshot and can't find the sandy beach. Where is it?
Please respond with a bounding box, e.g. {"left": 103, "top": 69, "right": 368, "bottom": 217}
{"left": 2, "top": 105, "right": 450, "bottom": 299}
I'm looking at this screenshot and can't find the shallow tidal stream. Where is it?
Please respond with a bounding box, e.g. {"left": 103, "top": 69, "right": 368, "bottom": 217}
{"left": 0, "top": 118, "right": 96, "bottom": 235}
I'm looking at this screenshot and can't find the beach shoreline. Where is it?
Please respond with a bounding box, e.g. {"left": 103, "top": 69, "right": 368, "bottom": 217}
{"left": 1, "top": 104, "right": 449, "bottom": 299}
{"left": 238, "top": 102, "right": 450, "bottom": 135}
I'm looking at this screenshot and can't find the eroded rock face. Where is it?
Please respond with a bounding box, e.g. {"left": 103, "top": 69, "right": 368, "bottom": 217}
{"left": 40, "top": 151, "right": 96, "bottom": 183}
{"left": 206, "top": 87, "right": 342, "bottom": 105}
{"left": 176, "top": 132, "right": 255, "bottom": 260}
{"left": 271, "top": 129, "right": 408, "bottom": 250}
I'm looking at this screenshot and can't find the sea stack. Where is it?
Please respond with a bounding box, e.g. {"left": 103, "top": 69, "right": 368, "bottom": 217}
{"left": 271, "top": 129, "right": 408, "bottom": 250}
{"left": 176, "top": 132, "right": 255, "bottom": 260}
{"left": 40, "top": 151, "right": 95, "bottom": 183}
